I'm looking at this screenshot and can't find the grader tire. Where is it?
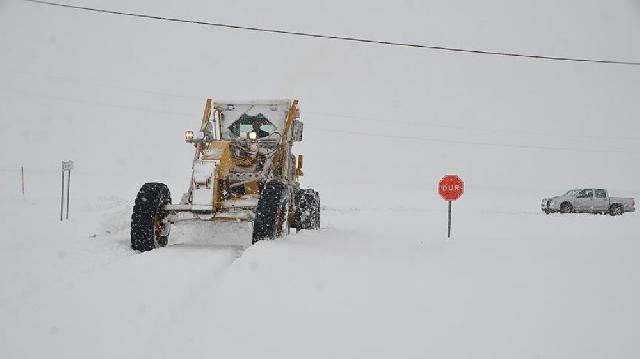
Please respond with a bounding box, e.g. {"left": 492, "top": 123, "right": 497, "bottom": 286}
{"left": 294, "top": 189, "right": 321, "bottom": 231}
{"left": 252, "top": 182, "right": 288, "bottom": 244}
{"left": 131, "top": 183, "right": 171, "bottom": 252}
{"left": 315, "top": 192, "right": 321, "bottom": 229}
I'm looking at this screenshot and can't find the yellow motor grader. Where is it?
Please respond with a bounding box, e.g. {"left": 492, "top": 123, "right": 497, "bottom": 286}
{"left": 131, "top": 99, "right": 320, "bottom": 251}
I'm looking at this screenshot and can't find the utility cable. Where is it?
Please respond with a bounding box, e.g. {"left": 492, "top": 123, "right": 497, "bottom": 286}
{"left": 4, "top": 68, "right": 637, "bottom": 142}
{"left": 305, "top": 111, "right": 640, "bottom": 142}
{"left": 305, "top": 126, "right": 640, "bottom": 155}
{"left": 2, "top": 87, "right": 637, "bottom": 154}
{"left": 21, "top": 0, "right": 640, "bottom": 67}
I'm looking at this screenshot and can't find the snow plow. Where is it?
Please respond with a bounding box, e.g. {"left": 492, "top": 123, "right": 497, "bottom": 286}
{"left": 131, "top": 99, "right": 320, "bottom": 252}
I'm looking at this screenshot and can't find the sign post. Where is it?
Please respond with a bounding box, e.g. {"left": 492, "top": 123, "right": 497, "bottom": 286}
{"left": 60, "top": 161, "right": 74, "bottom": 221}
{"left": 448, "top": 200, "right": 452, "bottom": 237}
{"left": 438, "top": 175, "right": 464, "bottom": 238}
{"left": 60, "top": 167, "right": 64, "bottom": 221}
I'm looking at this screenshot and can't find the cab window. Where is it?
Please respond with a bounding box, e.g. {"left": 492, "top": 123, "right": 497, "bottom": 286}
{"left": 595, "top": 189, "right": 607, "bottom": 198}
{"left": 577, "top": 189, "right": 593, "bottom": 198}
{"left": 225, "top": 113, "right": 277, "bottom": 139}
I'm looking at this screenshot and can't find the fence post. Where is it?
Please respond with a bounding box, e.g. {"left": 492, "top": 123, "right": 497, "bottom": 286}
{"left": 60, "top": 161, "right": 74, "bottom": 221}
{"left": 66, "top": 168, "right": 71, "bottom": 219}
{"left": 21, "top": 166, "right": 25, "bottom": 196}
{"left": 60, "top": 163, "right": 64, "bottom": 221}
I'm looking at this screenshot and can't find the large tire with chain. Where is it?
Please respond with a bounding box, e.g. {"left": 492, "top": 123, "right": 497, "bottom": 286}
{"left": 131, "top": 183, "right": 171, "bottom": 252}
{"left": 315, "top": 192, "right": 321, "bottom": 229}
{"left": 252, "top": 182, "right": 289, "bottom": 244}
{"left": 294, "top": 189, "right": 321, "bottom": 231}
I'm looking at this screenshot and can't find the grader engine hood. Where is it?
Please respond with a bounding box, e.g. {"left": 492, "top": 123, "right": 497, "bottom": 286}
{"left": 191, "top": 141, "right": 233, "bottom": 211}
{"left": 191, "top": 160, "right": 215, "bottom": 210}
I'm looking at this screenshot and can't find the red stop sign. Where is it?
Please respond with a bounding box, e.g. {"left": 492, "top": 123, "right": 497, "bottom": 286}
{"left": 438, "top": 175, "right": 464, "bottom": 201}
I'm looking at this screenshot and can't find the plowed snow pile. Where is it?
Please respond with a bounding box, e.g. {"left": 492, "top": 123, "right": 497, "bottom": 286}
{"left": 1, "top": 0, "right": 639, "bottom": 358}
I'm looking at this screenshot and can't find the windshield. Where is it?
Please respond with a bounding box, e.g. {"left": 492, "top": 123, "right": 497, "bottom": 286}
{"left": 217, "top": 102, "right": 290, "bottom": 140}
{"left": 225, "top": 113, "right": 277, "bottom": 139}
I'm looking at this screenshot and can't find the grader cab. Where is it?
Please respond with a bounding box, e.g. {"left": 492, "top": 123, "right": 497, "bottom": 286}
{"left": 130, "top": 99, "right": 320, "bottom": 252}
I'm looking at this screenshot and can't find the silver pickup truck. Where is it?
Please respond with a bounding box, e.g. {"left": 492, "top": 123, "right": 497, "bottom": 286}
{"left": 542, "top": 188, "right": 635, "bottom": 215}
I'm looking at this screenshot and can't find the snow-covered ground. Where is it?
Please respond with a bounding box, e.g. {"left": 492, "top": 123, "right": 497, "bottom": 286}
{"left": 2, "top": 184, "right": 639, "bottom": 358}
{"left": 1, "top": 0, "right": 640, "bottom": 358}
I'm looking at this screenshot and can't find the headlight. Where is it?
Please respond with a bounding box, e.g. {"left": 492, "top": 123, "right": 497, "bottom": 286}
{"left": 185, "top": 130, "right": 194, "bottom": 142}
{"left": 248, "top": 131, "right": 258, "bottom": 140}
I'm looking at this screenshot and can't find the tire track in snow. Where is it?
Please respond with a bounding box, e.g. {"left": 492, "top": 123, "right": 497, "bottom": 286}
{"left": 1, "top": 239, "right": 245, "bottom": 359}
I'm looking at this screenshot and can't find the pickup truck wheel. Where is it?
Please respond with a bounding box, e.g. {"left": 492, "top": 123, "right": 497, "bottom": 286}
{"left": 609, "top": 204, "right": 623, "bottom": 216}
{"left": 560, "top": 202, "right": 573, "bottom": 214}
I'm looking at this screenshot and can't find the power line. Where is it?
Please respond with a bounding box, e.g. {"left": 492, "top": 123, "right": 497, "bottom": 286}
{"left": 0, "top": 87, "right": 196, "bottom": 118}
{"left": 22, "top": 0, "right": 640, "bottom": 67}
{"left": 3, "top": 68, "right": 199, "bottom": 101}
{"left": 305, "top": 126, "right": 640, "bottom": 155}
{"left": 4, "top": 66, "right": 637, "bottom": 142}
{"left": 4, "top": 67, "right": 637, "bottom": 142}
{"left": 3, "top": 84, "right": 637, "bottom": 154}
{"left": 305, "top": 111, "right": 640, "bottom": 142}
{"left": 4, "top": 66, "right": 639, "bottom": 145}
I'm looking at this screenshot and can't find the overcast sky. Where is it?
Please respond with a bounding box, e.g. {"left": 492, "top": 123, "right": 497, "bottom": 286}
{"left": 1, "top": 0, "right": 639, "bottom": 203}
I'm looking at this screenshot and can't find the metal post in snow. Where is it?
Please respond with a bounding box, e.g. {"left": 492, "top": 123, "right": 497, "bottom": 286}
{"left": 60, "top": 161, "right": 74, "bottom": 221}
{"left": 60, "top": 163, "right": 64, "bottom": 221}
{"left": 66, "top": 169, "right": 71, "bottom": 220}
{"left": 448, "top": 200, "right": 452, "bottom": 238}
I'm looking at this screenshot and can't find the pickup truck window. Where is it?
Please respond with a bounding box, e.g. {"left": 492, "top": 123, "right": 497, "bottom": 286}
{"left": 595, "top": 189, "right": 607, "bottom": 198}
{"left": 577, "top": 189, "right": 593, "bottom": 198}
{"left": 563, "top": 190, "right": 579, "bottom": 197}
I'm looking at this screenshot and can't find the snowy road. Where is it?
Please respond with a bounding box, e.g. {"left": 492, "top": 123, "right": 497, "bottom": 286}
{"left": 2, "top": 190, "right": 639, "bottom": 358}
{"left": 7, "top": 248, "right": 238, "bottom": 358}
{"left": 1, "top": 196, "right": 243, "bottom": 358}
